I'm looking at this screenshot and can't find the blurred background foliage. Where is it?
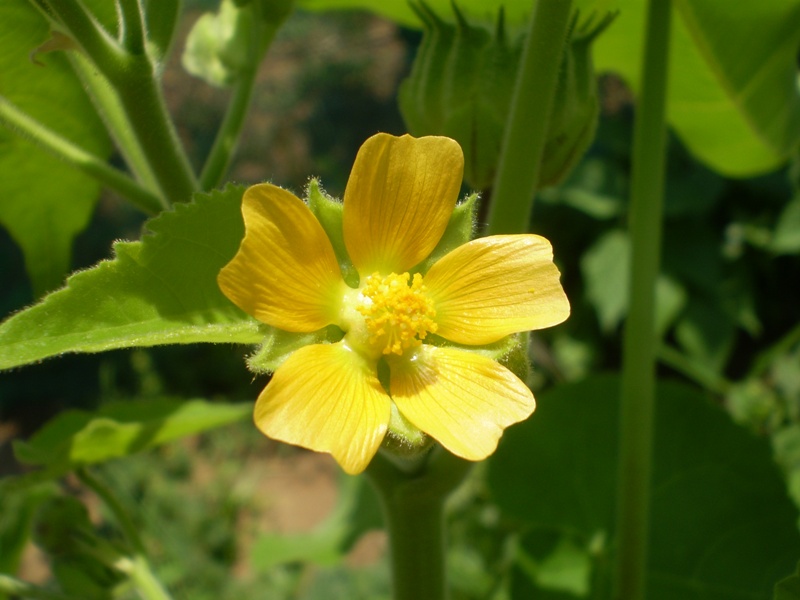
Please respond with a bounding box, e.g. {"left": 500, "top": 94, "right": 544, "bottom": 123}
{"left": 2, "top": 0, "right": 800, "bottom": 598}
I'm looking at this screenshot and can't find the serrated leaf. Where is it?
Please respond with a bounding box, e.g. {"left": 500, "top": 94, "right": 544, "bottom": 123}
{"left": 0, "top": 0, "right": 112, "bottom": 296}
{"left": 10, "top": 399, "right": 251, "bottom": 475}
{"left": 489, "top": 375, "right": 800, "bottom": 598}
{"left": 0, "top": 185, "right": 262, "bottom": 370}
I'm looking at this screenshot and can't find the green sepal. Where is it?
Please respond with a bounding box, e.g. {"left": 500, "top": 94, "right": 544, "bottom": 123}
{"left": 417, "top": 192, "right": 479, "bottom": 272}
{"left": 382, "top": 403, "right": 435, "bottom": 464}
{"left": 247, "top": 325, "right": 344, "bottom": 374}
{"left": 398, "top": 1, "right": 454, "bottom": 133}
{"left": 307, "top": 178, "right": 359, "bottom": 286}
{"left": 540, "top": 12, "right": 617, "bottom": 188}
{"left": 497, "top": 331, "right": 532, "bottom": 386}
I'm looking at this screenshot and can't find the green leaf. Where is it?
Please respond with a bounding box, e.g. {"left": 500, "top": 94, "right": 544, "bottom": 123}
{"left": 0, "top": 0, "right": 111, "bottom": 296}
{"left": 0, "top": 185, "right": 262, "bottom": 371}
{"left": 773, "top": 196, "right": 800, "bottom": 255}
{"left": 581, "top": 230, "right": 686, "bottom": 334}
{"left": 250, "top": 473, "right": 383, "bottom": 568}
{"left": 0, "top": 483, "right": 57, "bottom": 575}
{"left": 488, "top": 375, "right": 800, "bottom": 598}
{"left": 775, "top": 562, "right": 800, "bottom": 600}
{"left": 7, "top": 399, "right": 251, "bottom": 481}
{"left": 594, "top": 0, "right": 800, "bottom": 176}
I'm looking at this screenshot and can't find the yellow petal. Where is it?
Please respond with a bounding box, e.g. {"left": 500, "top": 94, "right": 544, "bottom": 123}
{"left": 343, "top": 133, "right": 464, "bottom": 274}
{"left": 389, "top": 346, "right": 534, "bottom": 460}
{"left": 254, "top": 343, "right": 391, "bottom": 474}
{"left": 218, "top": 184, "right": 346, "bottom": 332}
{"left": 425, "top": 235, "right": 570, "bottom": 345}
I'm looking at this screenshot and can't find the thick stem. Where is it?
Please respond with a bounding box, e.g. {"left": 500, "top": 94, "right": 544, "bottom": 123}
{"left": 613, "top": 0, "right": 671, "bottom": 599}
{"left": 112, "top": 56, "right": 198, "bottom": 204}
{"left": 46, "top": 0, "right": 197, "bottom": 204}
{"left": 366, "top": 448, "right": 471, "bottom": 600}
{"left": 69, "top": 52, "right": 161, "bottom": 195}
{"left": 0, "top": 96, "right": 163, "bottom": 214}
{"left": 485, "top": 0, "right": 573, "bottom": 235}
{"left": 43, "top": 0, "right": 127, "bottom": 74}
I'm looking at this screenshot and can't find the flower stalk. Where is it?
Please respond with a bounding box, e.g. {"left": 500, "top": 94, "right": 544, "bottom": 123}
{"left": 367, "top": 449, "right": 472, "bottom": 600}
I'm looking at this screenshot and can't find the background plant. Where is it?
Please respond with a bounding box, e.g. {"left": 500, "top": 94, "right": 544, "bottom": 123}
{"left": 2, "top": 0, "right": 800, "bottom": 598}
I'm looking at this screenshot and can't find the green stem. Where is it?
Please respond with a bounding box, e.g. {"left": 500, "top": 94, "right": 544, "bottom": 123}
{"left": 77, "top": 468, "right": 145, "bottom": 554}
{"left": 0, "top": 575, "right": 83, "bottom": 600}
{"left": 749, "top": 320, "right": 800, "bottom": 378}
{"left": 0, "top": 96, "right": 163, "bottom": 214}
{"left": 69, "top": 52, "right": 161, "bottom": 195}
{"left": 200, "top": 8, "right": 281, "bottom": 190}
{"left": 117, "top": 0, "right": 147, "bottom": 55}
{"left": 46, "top": 0, "right": 198, "bottom": 204}
{"left": 366, "top": 448, "right": 471, "bottom": 600}
{"left": 485, "top": 0, "right": 573, "bottom": 235}
{"left": 110, "top": 56, "right": 199, "bottom": 204}
{"left": 613, "top": 0, "right": 671, "bottom": 598}
{"left": 43, "top": 0, "right": 127, "bottom": 74}
{"left": 120, "top": 556, "right": 174, "bottom": 600}
{"left": 657, "top": 344, "right": 731, "bottom": 395}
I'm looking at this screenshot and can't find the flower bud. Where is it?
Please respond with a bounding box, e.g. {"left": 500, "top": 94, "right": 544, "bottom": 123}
{"left": 539, "top": 13, "right": 617, "bottom": 187}
{"left": 400, "top": 3, "right": 519, "bottom": 190}
{"left": 400, "top": 3, "right": 615, "bottom": 191}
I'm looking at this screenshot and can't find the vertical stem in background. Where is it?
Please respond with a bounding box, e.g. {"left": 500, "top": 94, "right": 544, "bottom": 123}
{"left": 614, "top": 0, "right": 671, "bottom": 598}
{"left": 485, "top": 0, "right": 572, "bottom": 236}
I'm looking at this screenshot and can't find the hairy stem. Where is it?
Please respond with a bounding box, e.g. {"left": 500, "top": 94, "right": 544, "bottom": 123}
{"left": 0, "top": 96, "right": 163, "bottom": 214}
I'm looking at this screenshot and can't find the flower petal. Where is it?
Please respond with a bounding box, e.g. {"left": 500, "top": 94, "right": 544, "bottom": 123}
{"left": 254, "top": 343, "right": 391, "bottom": 474}
{"left": 218, "top": 184, "right": 346, "bottom": 332}
{"left": 343, "top": 133, "right": 464, "bottom": 274}
{"left": 425, "top": 235, "right": 570, "bottom": 345}
{"left": 389, "top": 346, "right": 534, "bottom": 460}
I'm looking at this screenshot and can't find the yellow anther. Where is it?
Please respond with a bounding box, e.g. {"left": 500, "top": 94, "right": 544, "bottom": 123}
{"left": 356, "top": 272, "right": 437, "bottom": 356}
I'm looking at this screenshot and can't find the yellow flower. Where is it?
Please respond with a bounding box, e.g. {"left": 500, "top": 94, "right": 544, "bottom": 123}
{"left": 218, "top": 133, "right": 570, "bottom": 474}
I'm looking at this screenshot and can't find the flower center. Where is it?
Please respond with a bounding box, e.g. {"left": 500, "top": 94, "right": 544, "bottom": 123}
{"left": 355, "top": 272, "right": 437, "bottom": 356}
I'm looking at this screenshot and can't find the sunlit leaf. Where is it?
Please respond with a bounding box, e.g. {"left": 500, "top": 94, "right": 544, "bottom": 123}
{"left": 489, "top": 375, "right": 800, "bottom": 598}
{"left": 0, "top": 0, "right": 111, "bottom": 297}
{"left": 594, "top": 0, "right": 800, "bottom": 176}
{"left": 0, "top": 185, "right": 262, "bottom": 371}
{"left": 8, "top": 399, "right": 251, "bottom": 480}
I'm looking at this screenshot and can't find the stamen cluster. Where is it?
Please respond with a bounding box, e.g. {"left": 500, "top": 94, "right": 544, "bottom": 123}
{"left": 356, "top": 272, "right": 438, "bottom": 355}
